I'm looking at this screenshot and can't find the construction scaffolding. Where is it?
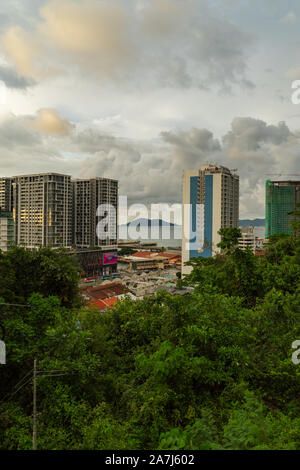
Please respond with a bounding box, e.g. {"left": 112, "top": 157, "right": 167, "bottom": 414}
{"left": 265, "top": 180, "right": 300, "bottom": 237}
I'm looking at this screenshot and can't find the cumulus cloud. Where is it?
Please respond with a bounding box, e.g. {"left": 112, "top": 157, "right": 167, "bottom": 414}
{"left": 223, "top": 118, "right": 291, "bottom": 152}
{"left": 0, "top": 112, "right": 60, "bottom": 174}
{"left": 1, "top": 0, "right": 254, "bottom": 90}
{"left": 161, "top": 127, "right": 221, "bottom": 169}
{"left": 160, "top": 118, "right": 297, "bottom": 217}
{"left": 0, "top": 113, "right": 41, "bottom": 149}
{"left": 2, "top": 26, "right": 40, "bottom": 79}
{"left": 25, "top": 108, "right": 74, "bottom": 136}
{"left": 0, "top": 111, "right": 297, "bottom": 218}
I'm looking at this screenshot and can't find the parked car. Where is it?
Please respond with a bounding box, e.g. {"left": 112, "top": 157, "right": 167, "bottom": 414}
{"left": 84, "top": 277, "right": 97, "bottom": 283}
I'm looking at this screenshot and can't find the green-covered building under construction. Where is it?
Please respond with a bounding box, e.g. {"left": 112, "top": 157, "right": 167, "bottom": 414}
{"left": 265, "top": 180, "right": 300, "bottom": 238}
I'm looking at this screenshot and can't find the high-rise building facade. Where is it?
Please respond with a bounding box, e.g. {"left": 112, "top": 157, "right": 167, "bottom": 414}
{"left": 0, "top": 178, "right": 13, "bottom": 212}
{"left": 182, "top": 165, "right": 239, "bottom": 275}
{"left": 0, "top": 211, "right": 14, "bottom": 252}
{"left": 265, "top": 180, "right": 300, "bottom": 238}
{"left": 0, "top": 173, "right": 119, "bottom": 251}
{"left": 13, "top": 173, "right": 73, "bottom": 249}
{"left": 73, "top": 177, "right": 118, "bottom": 248}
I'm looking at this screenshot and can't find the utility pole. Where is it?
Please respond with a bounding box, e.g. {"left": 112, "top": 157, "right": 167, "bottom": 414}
{"left": 33, "top": 359, "right": 37, "bottom": 450}
{"left": 0, "top": 357, "right": 69, "bottom": 450}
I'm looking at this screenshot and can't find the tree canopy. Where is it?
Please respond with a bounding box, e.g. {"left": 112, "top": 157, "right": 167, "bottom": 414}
{"left": 0, "top": 233, "right": 299, "bottom": 450}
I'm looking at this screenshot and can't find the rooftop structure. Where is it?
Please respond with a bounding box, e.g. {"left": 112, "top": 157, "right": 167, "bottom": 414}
{"left": 80, "top": 282, "right": 132, "bottom": 302}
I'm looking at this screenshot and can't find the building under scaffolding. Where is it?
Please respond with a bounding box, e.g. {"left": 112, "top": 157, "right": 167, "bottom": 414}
{"left": 265, "top": 180, "right": 300, "bottom": 238}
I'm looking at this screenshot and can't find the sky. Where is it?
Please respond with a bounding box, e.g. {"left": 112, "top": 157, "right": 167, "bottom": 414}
{"left": 0, "top": 0, "right": 299, "bottom": 218}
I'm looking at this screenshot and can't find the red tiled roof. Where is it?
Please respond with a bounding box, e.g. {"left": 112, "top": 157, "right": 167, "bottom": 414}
{"left": 80, "top": 282, "right": 130, "bottom": 301}
{"left": 160, "top": 253, "right": 182, "bottom": 260}
{"left": 131, "top": 251, "right": 181, "bottom": 261}
{"left": 104, "top": 297, "right": 118, "bottom": 307}
{"left": 130, "top": 251, "right": 156, "bottom": 258}
{"left": 89, "top": 297, "right": 118, "bottom": 310}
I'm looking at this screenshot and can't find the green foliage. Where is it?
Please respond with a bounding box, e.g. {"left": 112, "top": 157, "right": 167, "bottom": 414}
{"left": 159, "top": 409, "right": 219, "bottom": 450}
{"left": 185, "top": 233, "right": 300, "bottom": 307}
{"left": 158, "top": 391, "right": 300, "bottom": 450}
{"left": 288, "top": 202, "right": 300, "bottom": 237}
{"left": 118, "top": 247, "right": 137, "bottom": 256}
{"left": 0, "top": 234, "right": 299, "bottom": 450}
{"left": 0, "top": 247, "right": 81, "bottom": 307}
{"left": 217, "top": 227, "right": 242, "bottom": 251}
{"left": 185, "top": 248, "right": 263, "bottom": 307}
{"left": 222, "top": 391, "right": 300, "bottom": 450}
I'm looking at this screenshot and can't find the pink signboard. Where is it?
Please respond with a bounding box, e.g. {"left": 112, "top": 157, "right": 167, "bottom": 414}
{"left": 103, "top": 252, "right": 118, "bottom": 265}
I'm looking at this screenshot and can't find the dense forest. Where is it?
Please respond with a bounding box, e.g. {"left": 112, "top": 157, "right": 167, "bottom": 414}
{"left": 0, "top": 227, "right": 299, "bottom": 450}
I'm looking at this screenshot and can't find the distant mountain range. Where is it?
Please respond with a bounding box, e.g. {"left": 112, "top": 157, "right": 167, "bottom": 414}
{"left": 119, "top": 218, "right": 265, "bottom": 228}
{"left": 239, "top": 219, "right": 265, "bottom": 227}
{"left": 119, "top": 218, "right": 179, "bottom": 227}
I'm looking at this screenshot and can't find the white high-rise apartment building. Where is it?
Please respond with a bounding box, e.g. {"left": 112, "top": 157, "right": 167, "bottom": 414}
{"left": 12, "top": 173, "right": 73, "bottom": 249}
{"left": 72, "top": 177, "right": 118, "bottom": 248}
{"left": 182, "top": 164, "right": 239, "bottom": 276}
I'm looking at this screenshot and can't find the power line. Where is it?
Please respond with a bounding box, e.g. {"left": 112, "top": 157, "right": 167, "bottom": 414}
{"left": 0, "top": 374, "right": 33, "bottom": 404}
{"left": 11, "top": 375, "right": 33, "bottom": 399}
{"left": 0, "top": 303, "right": 30, "bottom": 308}
{"left": 0, "top": 367, "right": 70, "bottom": 404}
{"left": 33, "top": 359, "right": 37, "bottom": 450}
{"left": 38, "top": 373, "right": 68, "bottom": 378}
{"left": 0, "top": 369, "right": 32, "bottom": 404}
{"left": 12, "top": 369, "right": 33, "bottom": 391}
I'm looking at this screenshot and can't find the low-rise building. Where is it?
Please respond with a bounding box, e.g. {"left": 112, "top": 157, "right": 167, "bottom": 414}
{"left": 238, "top": 227, "right": 265, "bottom": 253}
{"left": 80, "top": 282, "right": 134, "bottom": 303}
{"left": 70, "top": 247, "right": 118, "bottom": 277}
{"left": 120, "top": 250, "right": 181, "bottom": 271}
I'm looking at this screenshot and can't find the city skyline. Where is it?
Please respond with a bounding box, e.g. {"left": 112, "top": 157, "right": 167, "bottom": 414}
{"left": 0, "top": 1, "right": 299, "bottom": 220}
{"left": 0, "top": 172, "right": 118, "bottom": 250}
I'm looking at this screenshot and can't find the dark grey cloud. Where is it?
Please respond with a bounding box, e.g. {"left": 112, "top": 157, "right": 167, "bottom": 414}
{"left": 161, "top": 127, "right": 221, "bottom": 170}
{"left": 0, "top": 114, "right": 41, "bottom": 148}
{"left": 162, "top": 128, "right": 221, "bottom": 152}
{"left": 69, "top": 128, "right": 141, "bottom": 164}
{"left": 1, "top": 0, "right": 255, "bottom": 91}
{"left": 0, "top": 112, "right": 298, "bottom": 217}
{"left": 0, "top": 65, "right": 35, "bottom": 89}
{"left": 223, "top": 117, "right": 291, "bottom": 151}
{"left": 158, "top": 118, "right": 298, "bottom": 216}
{"left": 0, "top": 0, "right": 46, "bottom": 31}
